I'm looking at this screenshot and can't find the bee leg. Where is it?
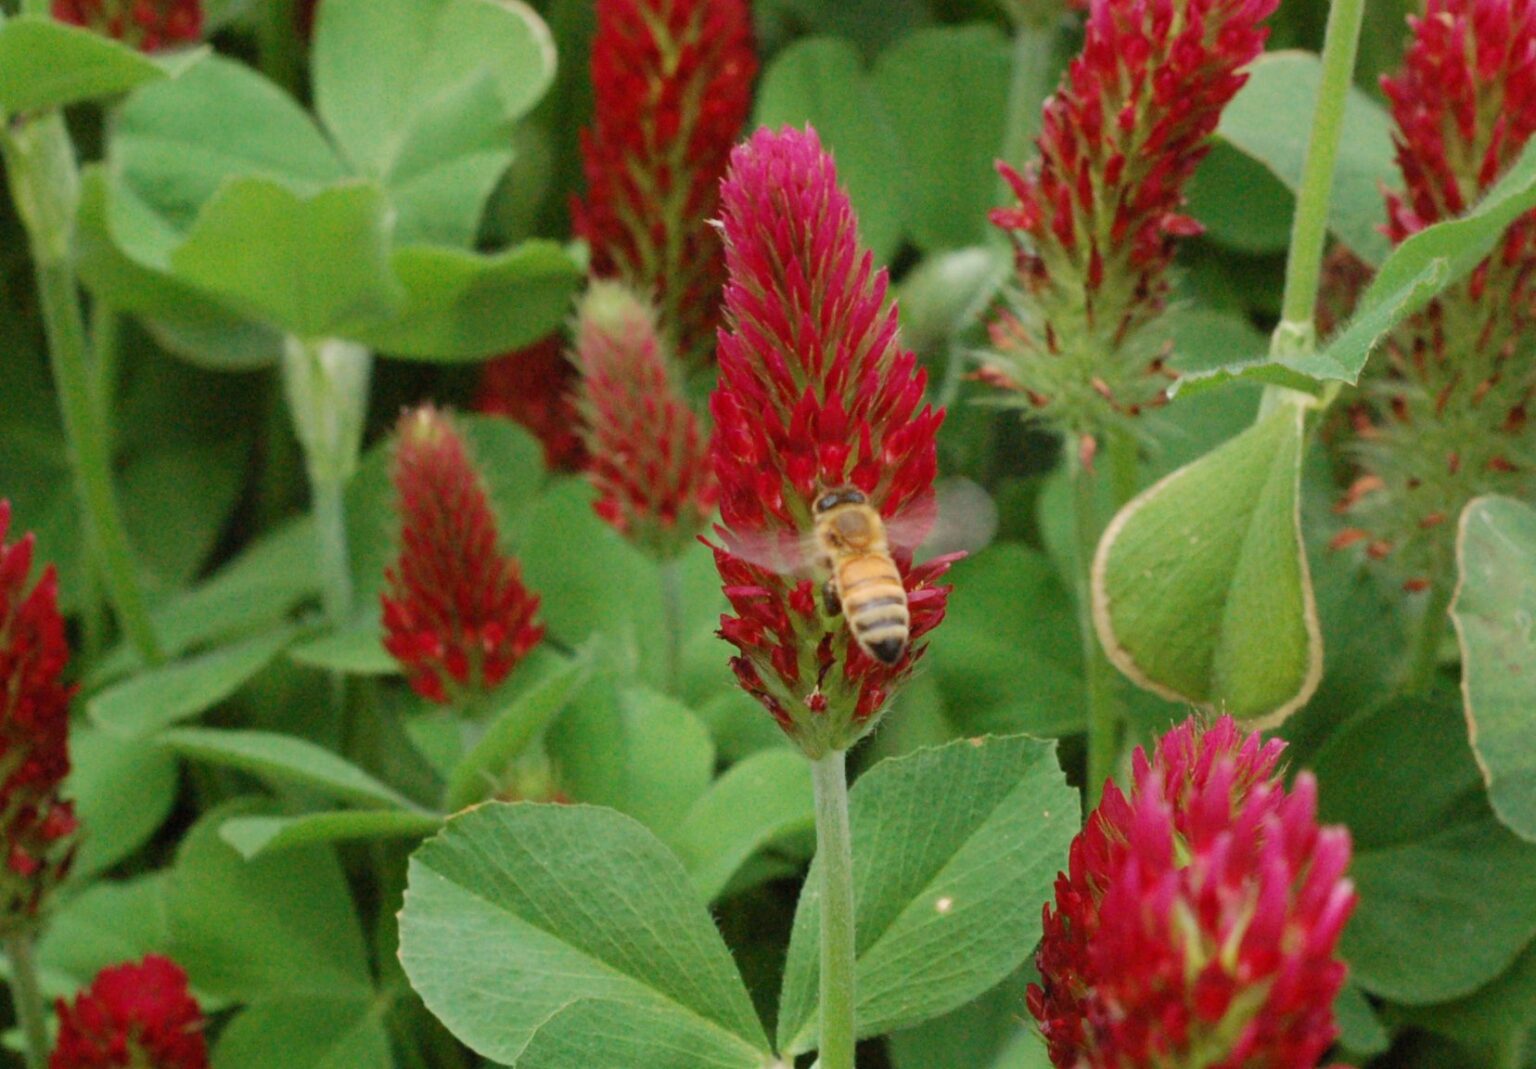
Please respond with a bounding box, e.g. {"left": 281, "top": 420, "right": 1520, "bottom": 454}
{"left": 821, "top": 578, "right": 843, "bottom": 617}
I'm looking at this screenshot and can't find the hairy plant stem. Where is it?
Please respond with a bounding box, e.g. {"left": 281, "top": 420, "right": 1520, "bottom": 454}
{"left": 1403, "top": 571, "right": 1453, "bottom": 694}
{"left": 6, "top": 933, "right": 50, "bottom": 1069}
{"left": 3, "top": 112, "right": 163, "bottom": 664}
{"left": 811, "top": 749, "right": 856, "bottom": 1069}
{"left": 1001, "top": 23, "right": 1058, "bottom": 171}
{"left": 659, "top": 557, "right": 685, "bottom": 693}
{"left": 1272, "top": 0, "right": 1368, "bottom": 356}
{"left": 1073, "top": 454, "right": 1122, "bottom": 805}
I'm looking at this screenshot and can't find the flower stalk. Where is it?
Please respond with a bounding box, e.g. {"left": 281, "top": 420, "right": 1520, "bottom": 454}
{"left": 1, "top": 111, "right": 162, "bottom": 664}
{"left": 6, "top": 934, "right": 49, "bottom": 1069}
{"left": 810, "top": 750, "right": 856, "bottom": 1069}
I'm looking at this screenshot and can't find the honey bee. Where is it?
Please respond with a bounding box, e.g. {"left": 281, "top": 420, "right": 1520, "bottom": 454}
{"left": 812, "top": 487, "right": 911, "bottom": 665}
{"left": 728, "top": 478, "right": 997, "bottom": 667}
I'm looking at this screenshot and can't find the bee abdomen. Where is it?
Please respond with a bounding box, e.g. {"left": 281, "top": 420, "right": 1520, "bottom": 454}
{"left": 839, "top": 555, "right": 909, "bottom": 665}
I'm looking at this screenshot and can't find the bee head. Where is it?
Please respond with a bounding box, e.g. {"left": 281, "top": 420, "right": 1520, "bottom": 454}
{"left": 813, "top": 487, "right": 867, "bottom": 515}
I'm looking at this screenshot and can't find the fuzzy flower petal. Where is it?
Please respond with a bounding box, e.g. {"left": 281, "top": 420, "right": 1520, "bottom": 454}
{"left": 1029, "top": 715, "right": 1355, "bottom": 1069}
{"left": 984, "top": 0, "right": 1276, "bottom": 440}
{"left": 574, "top": 281, "right": 717, "bottom": 558}
{"left": 51, "top": 0, "right": 201, "bottom": 51}
{"left": 0, "top": 500, "right": 77, "bottom": 927}
{"left": 51, "top": 956, "right": 207, "bottom": 1069}
{"left": 574, "top": 0, "right": 757, "bottom": 361}
{"left": 381, "top": 407, "right": 545, "bottom": 704}
{"left": 711, "top": 126, "right": 952, "bottom": 756}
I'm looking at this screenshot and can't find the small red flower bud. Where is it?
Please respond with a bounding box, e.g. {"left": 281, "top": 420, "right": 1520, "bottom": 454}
{"left": 51, "top": 956, "right": 207, "bottom": 1069}
{"left": 574, "top": 0, "right": 757, "bottom": 362}
{"left": 1030, "top": 716, "right": 1355, "bottom": 1069}
{"left": 0, "top": 500, "right": 76, "bottom": 929}
{"left": 573, "top": 282, "right": 717, "bottom": 558}
{"left": 51, "top": 0, "right": 201, "bottom": 51}
{"left": 381, "top": 407, "right": 545, "bottom": 704}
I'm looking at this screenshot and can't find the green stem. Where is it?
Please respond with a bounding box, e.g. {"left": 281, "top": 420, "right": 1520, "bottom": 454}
{"left": 1073, "top": 455, "right": 1121, "bottom": 805}
{"left": 1275, "top": 0, "right": 1369, "bottom": 340}
{"left": 1001, "top": 24, "right": 1057, "bottom": 171}
{"left": 3, "top": 113, "right": 162, "bottom": 664}
{"left": 1402, "top": 572, "right": 1454, "bottom": 695}
{"left": 811, "top": 750, "right": 856, "bottom": 1069}
{"left": 89, "top": 302, "right": 121, "bottom": 453}
{"left": 659, "top": 558, "right": 685, "bottom": 693}
{"left": 6, "top": 934, "right": 50, "bottom": 1069}
{"left": 312, "top": 473, "right": 353, "bottom": 630}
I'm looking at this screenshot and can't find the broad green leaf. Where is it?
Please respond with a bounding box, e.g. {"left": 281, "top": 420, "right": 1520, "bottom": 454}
{"left": 36, "top": 876, "right": 173, "bottom": 999}
{"left": 1217, "top": 51, "right": 1396, "bottom": 265}
{"left": 896, "top": 247, "right": 1010, "bottom": 355}
{"left": 398, "top": 803, "right": 772, "bottom": 1068}
{"left": 548, "top": 681, "right": 715, "bottom": 834}
{"left": 1345, "top": 816, "right": 1536, "bottom": 1004}
{"left": 168, "top": 178, "right": 404, "bottom": 339}
{"left": 1185, "top": 143, "right": 1295, "bottom": 255}
{"left": 215, "top": 997, "right": 393, "bottom": 1069}
{"left": 444, "top": 653, "right": 590, "bottom": 812}
{"left": 76, "top": 167, "right": 284, "bottom": 371}
{"left": 777, "top": 735, "right": 1078, "bottom": 1054}
{"left": 221, "top": 810, "right": 443, "bottom": 860}
{"left": 354, "top": 242, "right": 583, "bottom": 360}
{"left": 167, "top": 801, "right": 372, "bottom": 1004}
{"left": 871, "top": 26, "right": 1012, "bottom": 253}
{"left": 1282, "top": 260, "right": 1447, "bottom": 383}
{"left": 68, "top": 727, "right": 179, "bottom": 879}
{"left": 158, "top": 727, "right": 421, "bottom": 811}
{"left": 1092, "top": 403, "right": 1322, "bottom": 725}
{"left": 109, "top": 54, "right": 347, "bottom": 269}
{"left": 1333, "top": 983, "right": 1390, "bottom": 1058}
{"left": 754, "top": 37, "right": 904, "bottom": 263}
{"left": 670, "top": 748, "right": 815, "bottom": 903}
{"left": 288, "top": 617, "right": 398, "bottom": 676}
{"left": 1405, "top": 940, "right": 1536, "bottom": 1057}
{"left": 887, "top": 968, "right": 1049, "bottom": 1069}
{"left": 313, "top": 0, "right": 554, "bottom": 175}
{"left": 88, "top": 628, "right": 296, "bottom": 736}
{"left": 0, "top": 17, "right": 166, "bottom": 113}
{"left": 1452, "top": 495, "right": 1536, "bottom": 842}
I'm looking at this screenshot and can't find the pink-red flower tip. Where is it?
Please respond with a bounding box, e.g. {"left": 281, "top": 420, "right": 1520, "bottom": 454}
{"left": 51, "top": 956, "right": 207, "bottom": 1069}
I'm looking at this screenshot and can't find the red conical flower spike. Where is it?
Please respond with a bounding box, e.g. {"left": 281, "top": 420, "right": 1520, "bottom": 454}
{"left": 0, "top": 500, "right": 77, "bottom": 928}
{"left": 1339, "top": 0, "right": 1536, "bottom": 591}
{"left": 1029, "top": 716, "right": 1356, "bottom": 1069}
{"left": 381, "top": 407, "right": 545, "bottom": 705}
{"left": 574, "top": 0, "right": 757, "bottom": 362}
{"left": 476, "top": 338, "right": 589, "bottom": 473}
{"left": 51, "top": 0, "right": 201, "bottom": 51}
{"left": 711, "top": 126, "right": 954, "bottom": 757}
{"left": 573, "top": 281, "right": 717, "bottom": 558}
{"left": 984, "top": 0, "right": 1276, "bottom": 441}
{"left": 51, "top": 956, "right": 208, "bottom": 1069}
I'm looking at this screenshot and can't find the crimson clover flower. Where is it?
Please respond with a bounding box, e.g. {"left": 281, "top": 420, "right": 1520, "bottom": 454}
{"left": 574, "top": 0, "right": 757, "bottom": 362}
{"left": 476, "top": 339, "right": 589, "bottom": 474}
{"left": 0, "top": 500, "right": 77, "bottom": 928}
{"left": 51, "top": 0, "right": 201, "bottom": 51}
{"left": 984, "top": 0, "right": 1277, "bottom": 448}
{"left": 1334, "top": 0, "right": 1536, "bottom": 591}
{"left": 1029, "top": 715, "right": 1355, "bottom": 1069}
{"left": 710, "top": 125, "right": 953, "bottom": 758}
{"left": 573, "top": 281, "right": 717, "bottom": 558}
{"left": 381, "top": 406, "right": 545, "bottom": 705}
{"left": 51, "top": 956, "right": 207, "bottom": 1069}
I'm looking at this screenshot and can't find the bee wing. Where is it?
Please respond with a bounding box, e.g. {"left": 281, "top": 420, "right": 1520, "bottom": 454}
{"left": 885, "top": 477, "right": 999, "bottom": 560}
{"left": 717, "top": 525, "right": 822, "bottom": 577}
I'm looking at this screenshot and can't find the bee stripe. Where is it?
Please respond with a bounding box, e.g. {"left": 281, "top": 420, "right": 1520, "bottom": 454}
{"left": 853, "top": 614, "right": 908, "bottom": 634}
{"left": 845, "top": 594, "right": 907, "bottom": 613}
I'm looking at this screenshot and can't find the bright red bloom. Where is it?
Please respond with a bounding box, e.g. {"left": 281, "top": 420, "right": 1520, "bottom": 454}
{"left": 573, "top": 281, "right": 717, "bottom": 558}
{"left": 0, "top": 500, "right": 77, "bottom": 926}
{"left": 711, "top": 126, "right": 953, "bottom": 756}
{"left": 1338, "top": 0, "right": 1536, "bottom": 590}
{"left": 574, "top": 0, "right": 756, "bottom": 362}
{"left": 476, "top": 337, "right": 588, "bottom": 473}
{"left": 381, "top": 407, "right": 545, "bottom": 704}
{"left": 985, "top": 0, "right": 1275, "bottom": 440}
{"left": 51, "top": 0, "right": 201, "bottom": 51}
{"left": 51, "top": 956, "right": 207, "bottom": 1069}
{"left": 1029, "top": 716, "right": 1355, "bottom": 1069}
